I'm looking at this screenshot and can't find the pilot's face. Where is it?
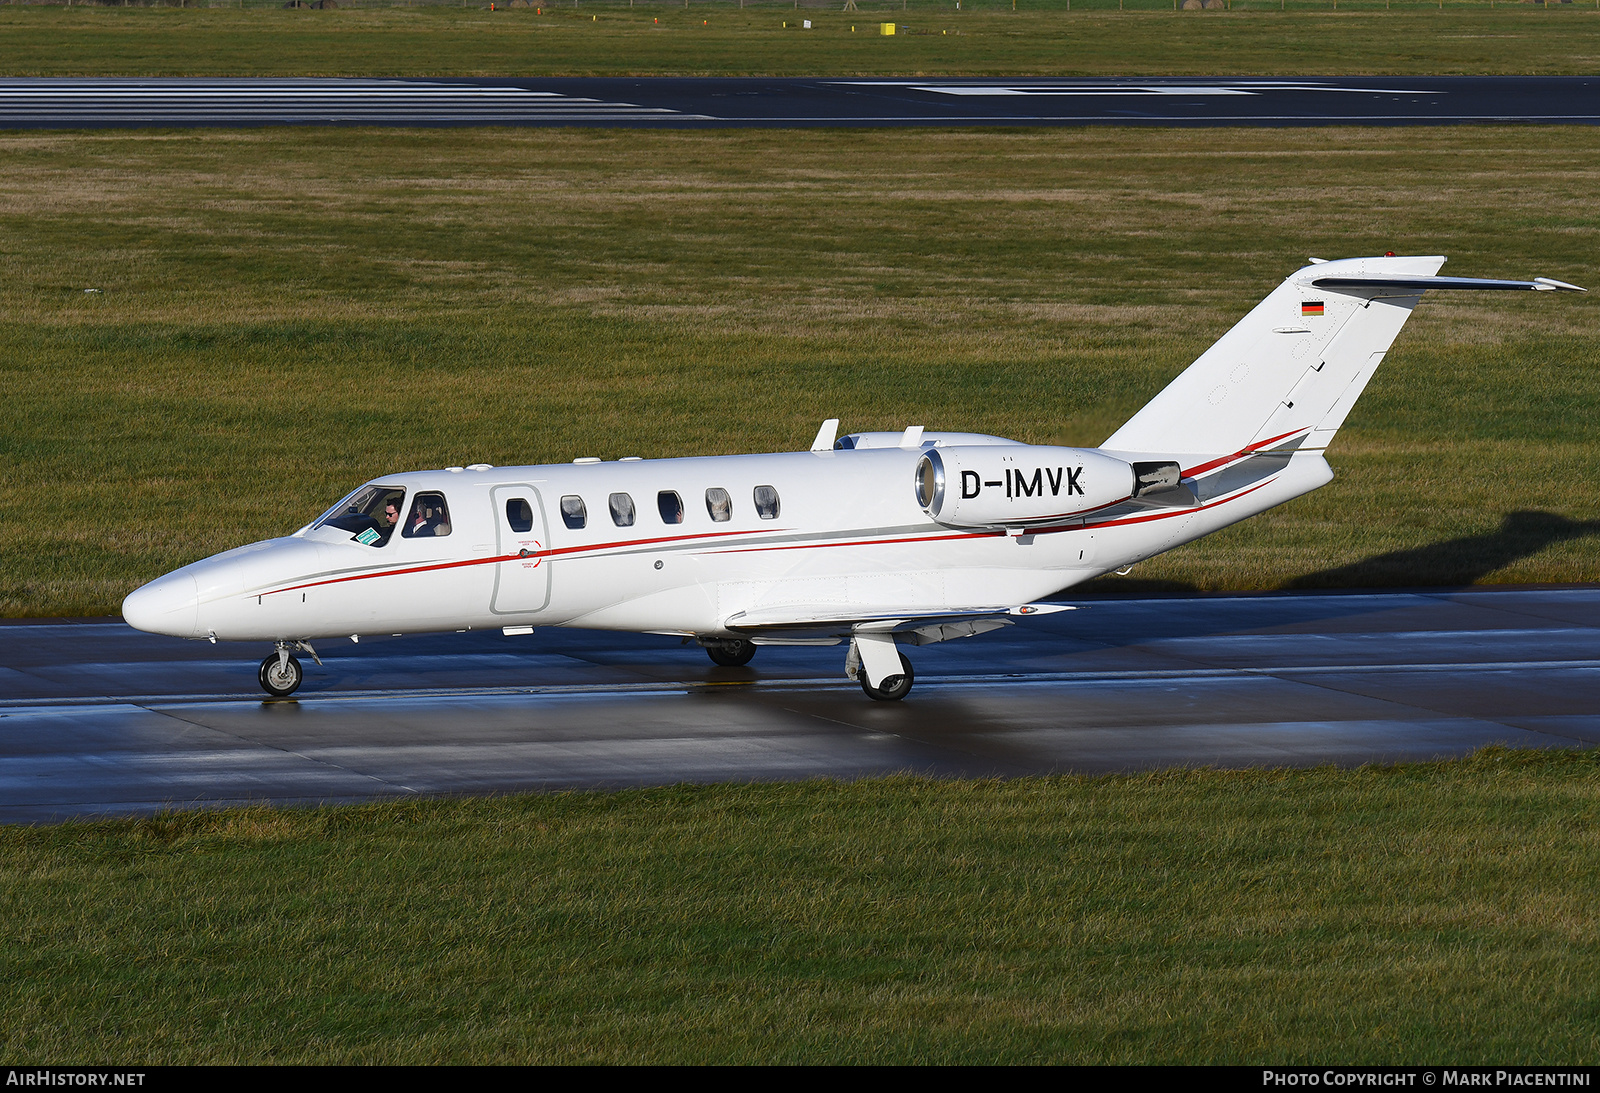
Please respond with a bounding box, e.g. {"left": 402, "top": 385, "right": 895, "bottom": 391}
{"left": 386, "top": 505, "right": 400, "bottom": 525}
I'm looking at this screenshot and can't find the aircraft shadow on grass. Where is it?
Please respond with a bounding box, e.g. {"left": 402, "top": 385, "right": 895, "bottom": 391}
{"left": 1049, "top": 511, "right": 1600, "bottom": 650}
{"left": 1079, "top": 510, "right": 1600, "bottom": 597}
{"left": 1285, "top": 510, "right": 1600, "bottom": 590}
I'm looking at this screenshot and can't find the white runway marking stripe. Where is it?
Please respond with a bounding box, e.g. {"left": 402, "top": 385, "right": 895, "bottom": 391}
{"left": 0, "top": 78, "right": 710, "bottom": 123}
{"left": 835, "top": 80, "right": 1441, "bottom": 97}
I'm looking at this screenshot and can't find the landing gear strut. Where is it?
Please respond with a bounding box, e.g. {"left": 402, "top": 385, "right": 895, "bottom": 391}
{"left": 258, "top": 650, "right": 303, "bottom": 697}
{"left": 703, "top": 638, "right": 757, "bottom": 667}
{"left": 860, "top": 652, "right": 915, "bottom": 702}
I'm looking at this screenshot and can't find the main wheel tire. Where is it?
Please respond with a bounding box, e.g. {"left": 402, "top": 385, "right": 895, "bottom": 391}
{"left": 706, "top": 639, "right": 757, "bottom": 667}
{"left": 860, "top": 653, "right": 914, "bottom": 702}
{"left": 258, "top": 653, "right": 303, "bottom": 697}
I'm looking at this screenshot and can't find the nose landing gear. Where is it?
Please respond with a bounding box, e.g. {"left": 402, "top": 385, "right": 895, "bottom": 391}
{"left": 259, "top": 651, "right": 303, "bottom": 696}
{"left": 258, "top": 640, "right": 320, "bottom": 697}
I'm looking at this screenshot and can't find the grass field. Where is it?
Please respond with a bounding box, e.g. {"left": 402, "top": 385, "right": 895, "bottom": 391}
{"left": 2, "top": 6, "right": 1600, "bottom": 78}
{"left": 1, "top": 125, "right": 1596, "bottom": 615}
{"left": 2, "top": 748, "right": 1596, "bottom": 1063}
{"left": 3, "top": 6, "right": 1596, "bottom": 1069}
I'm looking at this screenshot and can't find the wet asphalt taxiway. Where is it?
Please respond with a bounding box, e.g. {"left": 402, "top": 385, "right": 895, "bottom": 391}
{"left": 1, "top": 587, "right": 1597, "bottom": 823}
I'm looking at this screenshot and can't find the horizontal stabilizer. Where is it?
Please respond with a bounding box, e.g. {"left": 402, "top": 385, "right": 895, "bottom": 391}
{"left": 1311, "top": 274, "right": 1586, "bottom": 294}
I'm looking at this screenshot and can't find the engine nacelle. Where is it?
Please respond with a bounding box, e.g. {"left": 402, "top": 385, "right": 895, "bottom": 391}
{"left": 914, "top": 445, "right": 1141, "bottom": 528}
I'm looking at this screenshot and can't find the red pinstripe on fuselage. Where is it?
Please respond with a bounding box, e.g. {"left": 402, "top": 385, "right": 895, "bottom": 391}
{"left": 248, "top": 437, "right": 1294, "bottom": 600}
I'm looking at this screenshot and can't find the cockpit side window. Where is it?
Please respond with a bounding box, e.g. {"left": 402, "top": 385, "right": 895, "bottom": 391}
{"left": 402, "top": 492, "right": 452, "bottom": 538}
{"left": 314, "top": 484, "right": 406, "bottom": 547}
{"left": 609, "top": 492, "right": 635, "bottom": 528}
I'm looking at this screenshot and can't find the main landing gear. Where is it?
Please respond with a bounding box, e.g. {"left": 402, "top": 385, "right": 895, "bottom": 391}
{"left": 847, "top": 635, "right": 916, "bottom": 702}
{"left": 701, "top": 634, "right": 917, "bottom": 701}
{"left": 702, "top": 638, "right": 757, "bottom": 667}
{"left": 860, "top": 652, "right": 914, "bottom": 702}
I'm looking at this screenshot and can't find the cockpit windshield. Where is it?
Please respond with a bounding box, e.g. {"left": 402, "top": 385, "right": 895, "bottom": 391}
{"left": 312, "top": 484, "right": 407, "bottom": 547}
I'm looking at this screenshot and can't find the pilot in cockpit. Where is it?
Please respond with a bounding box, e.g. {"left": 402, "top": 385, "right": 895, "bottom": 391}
{"left": 407, "top": 500, "right": 437, "bottom": 537}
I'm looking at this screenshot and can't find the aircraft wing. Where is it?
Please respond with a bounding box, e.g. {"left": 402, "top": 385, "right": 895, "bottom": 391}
{"left": 724, "top": 602, "right": 1075, "bottom": 646}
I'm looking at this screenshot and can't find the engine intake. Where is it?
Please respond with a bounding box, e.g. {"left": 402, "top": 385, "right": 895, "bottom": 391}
{"left": 915, "top": 446, "right": 1137, "bottom": 529}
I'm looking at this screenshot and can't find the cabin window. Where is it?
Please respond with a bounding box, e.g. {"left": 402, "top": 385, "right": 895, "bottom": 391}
{"left": 560, "top": 495, "right": 587, "bottom": 530}
{"left": 658, "top": 491, "right": 684, "bottom": 525}
{"left": 609, "top": 492, "right": 635, "bottom": 528}
{"left": 506, "top": 498, "right": 534, "bottom": 534}
{"left": 402, "top": 492, "right": 452, "bottom": 538}
{"left": 753, "top": 485, "right": 781, "bottom": 520}
{"left": 314, "top": 484, "right": 406, "bottom": 547}
{"left": 705, "top": 487, "right": 732, "bottom": 523}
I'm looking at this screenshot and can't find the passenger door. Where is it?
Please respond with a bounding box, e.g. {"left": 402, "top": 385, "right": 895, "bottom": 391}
{"left": 491, "top": 485, "right": 551, "bottom": 615}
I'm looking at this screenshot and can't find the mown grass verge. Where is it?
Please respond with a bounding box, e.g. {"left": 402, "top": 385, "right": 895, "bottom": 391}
{"left": 2, "top": 748, "right": 1597, "bottom": 1062}
{"left": 2, "top": 125, "right": 1596, "bottom": 614}
{"left": 4, "top": 7, "right": 1600, "bottom": 78}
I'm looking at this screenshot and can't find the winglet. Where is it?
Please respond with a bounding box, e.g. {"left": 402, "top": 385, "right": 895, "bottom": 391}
{"left": 1534, "top": 277, "right": 1587, "bottom": 293}
{"left": 810, "top": 419, "right": 840, "bottom": 452}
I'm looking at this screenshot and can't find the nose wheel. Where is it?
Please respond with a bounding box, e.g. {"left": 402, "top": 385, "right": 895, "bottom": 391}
{"left": 258, "top": 651, "right": 304, "bottom": 697}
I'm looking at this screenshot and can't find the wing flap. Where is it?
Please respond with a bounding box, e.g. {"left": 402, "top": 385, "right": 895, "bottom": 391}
{"left": 725, "top": 602, "right": 1074, "bottom": 637}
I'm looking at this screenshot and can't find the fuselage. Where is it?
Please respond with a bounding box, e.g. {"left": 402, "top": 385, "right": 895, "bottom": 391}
{"left": 121, "top": 432, "right": 1331, "bottom": 645}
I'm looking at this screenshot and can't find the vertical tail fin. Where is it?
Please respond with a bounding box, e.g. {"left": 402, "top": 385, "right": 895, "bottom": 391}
{"left": 1104, "top": 255, "right": 1581, "bottom": 460}
{"left": 1103, "top": 254, "right": 1447, "bottom": 459}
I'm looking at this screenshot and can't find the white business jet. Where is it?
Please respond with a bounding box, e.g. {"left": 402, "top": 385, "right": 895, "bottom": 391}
{"left": 122, "top": 255, "right": 1583, "bottom": 699}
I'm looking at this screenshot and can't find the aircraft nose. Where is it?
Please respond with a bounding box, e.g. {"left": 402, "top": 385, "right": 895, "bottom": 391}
{"left": 121, "top": 571, "right": 201, "bottom": 638}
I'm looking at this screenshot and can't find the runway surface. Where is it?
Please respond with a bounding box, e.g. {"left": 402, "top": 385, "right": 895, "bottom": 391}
{"left": 2, "top": 587, "right": 1597, "bottom": 824}
{"left": 1, "top": 76, "right": 1598, "bottom": 128}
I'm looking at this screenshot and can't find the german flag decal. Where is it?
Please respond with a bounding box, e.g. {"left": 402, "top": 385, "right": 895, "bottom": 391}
{"left": 1302, "top": 300, "right": 1325, "bottom": 317}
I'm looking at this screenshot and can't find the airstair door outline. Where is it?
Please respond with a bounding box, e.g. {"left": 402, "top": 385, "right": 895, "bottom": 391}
{"left": 491, "top": 484, "right": 551, "bottom": 615}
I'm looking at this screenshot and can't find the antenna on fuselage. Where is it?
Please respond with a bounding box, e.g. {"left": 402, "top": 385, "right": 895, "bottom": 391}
{"left": 810, "top": 419, "right": 840, "bottom": 452}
